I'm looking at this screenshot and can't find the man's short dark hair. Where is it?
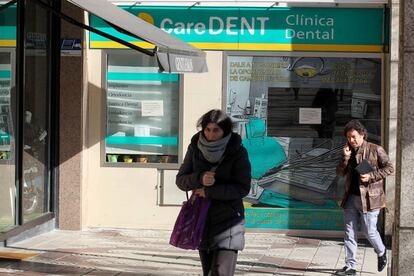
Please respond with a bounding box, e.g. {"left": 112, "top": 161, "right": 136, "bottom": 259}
{"left": 343, "top": 119, "right": 368, "bottom": 140}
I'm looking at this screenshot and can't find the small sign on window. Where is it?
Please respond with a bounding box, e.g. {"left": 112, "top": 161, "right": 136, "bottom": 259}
{"left": 141, "top": 100, "right": 164, "bottom": 117}
{"left": 299, "top": 108, "right": 321, "bottom": 124}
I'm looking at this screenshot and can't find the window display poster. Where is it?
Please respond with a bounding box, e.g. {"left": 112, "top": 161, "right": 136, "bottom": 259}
{"left": 227, "top": 55, "right": 382, "bottom": 230}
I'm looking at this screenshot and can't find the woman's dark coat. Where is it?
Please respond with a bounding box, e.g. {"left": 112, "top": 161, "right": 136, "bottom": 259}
{"left": 176, "top": 132, "right": 251, "bottom": 241}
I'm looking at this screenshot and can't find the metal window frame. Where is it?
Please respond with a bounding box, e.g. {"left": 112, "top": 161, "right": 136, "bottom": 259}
{"left": 100, "top": 49, "right": 183, "bottom": 170}
{"left": 49, "top": 0, "right": 61, "bottom": 222}
{"left": 15, "top": 0, "right": 25, "bottom": 227}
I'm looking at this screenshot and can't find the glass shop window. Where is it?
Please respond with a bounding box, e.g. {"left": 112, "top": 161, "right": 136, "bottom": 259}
{"left": 0, "top": 52, "right": 12, "bottom": 162}
{"left": 226, "top": 56, "right": 381, "bottom": 140}
{"left": 0, "top": 50, "right": 16, "bottom": 232}
{"left": 105, "top": 53, "right": 179, "bottom": 164}
{"left": 225, "top": 55, "right": 382, "bottom": 206}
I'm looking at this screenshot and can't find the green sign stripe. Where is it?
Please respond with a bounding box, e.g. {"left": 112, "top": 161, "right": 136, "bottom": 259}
{"left": 245, "top": 208, "right": 343, "bottom": 230}
{"left": 107, "top": 72, "right": 178, "bottom": 82}
{"left": 0, "top": 71, "right": 11, "bottom": 78}
{"left": 0, "top": 27, "right": 17, "bottom": 40}
{"left": 106, "top": 136, "right": 178, "bottom": 145}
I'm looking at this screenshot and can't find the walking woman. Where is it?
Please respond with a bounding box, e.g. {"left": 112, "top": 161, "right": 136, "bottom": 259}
{"left": 176, "top": 109, "right": 251, "bottom": 276}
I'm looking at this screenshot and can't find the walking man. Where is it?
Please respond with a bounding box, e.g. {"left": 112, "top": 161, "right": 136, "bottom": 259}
{"left": 336, "top": 120, "right": 393, "bottom": 275}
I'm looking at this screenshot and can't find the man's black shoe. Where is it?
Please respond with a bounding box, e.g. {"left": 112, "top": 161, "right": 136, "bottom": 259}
{"left": 336, "top": 266, "right": 356, "bottom": 275}
{"left": 378, "top": 251, "right": 387, "bottom": 272}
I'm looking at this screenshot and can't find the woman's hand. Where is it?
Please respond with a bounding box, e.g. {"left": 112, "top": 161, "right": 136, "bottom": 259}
{"left": 202, "top": 171, "right": 215, "bottom": 186}
{"left": 194, "top": 187, "right": 206, "bottom": 198}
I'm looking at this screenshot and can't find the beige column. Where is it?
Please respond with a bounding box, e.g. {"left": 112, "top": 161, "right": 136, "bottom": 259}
{"left": 393, "top": 0, "right": 414, "bottom": 274}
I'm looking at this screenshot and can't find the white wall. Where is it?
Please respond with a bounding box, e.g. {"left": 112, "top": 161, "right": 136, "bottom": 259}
{"left": 83, "top": 50, "right": 223, "bottom": 229}
{"left": 182, "top": 52, "right": 223, "bottom": 147}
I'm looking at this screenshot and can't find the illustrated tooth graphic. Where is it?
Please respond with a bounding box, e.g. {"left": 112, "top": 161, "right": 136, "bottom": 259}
{"left": 294, "top": 65, "right": 318, "bottom": 78}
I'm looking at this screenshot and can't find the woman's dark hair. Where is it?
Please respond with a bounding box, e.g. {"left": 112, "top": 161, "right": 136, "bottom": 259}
{"left": 197, "top": 109, "right": 233, "bottom": 137}
{"left": 343, "top": 119, "right": 368, "bottom": 140}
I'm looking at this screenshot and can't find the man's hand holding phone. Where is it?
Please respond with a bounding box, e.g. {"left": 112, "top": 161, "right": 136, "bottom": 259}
{"left": 343, "top": 143, "right": 352, "bottom": 158}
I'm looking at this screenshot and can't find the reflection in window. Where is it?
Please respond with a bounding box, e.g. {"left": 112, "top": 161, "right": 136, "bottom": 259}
{"left": 0, "top": 3, "right": 16, "bottom": 232}
{"left": 226, "top": 56, "right": 381, "bottom": 141}
{"left": 226, "top": 55, "right": 382, "bottom": 228}
{"left": 0, "top": 51, "right": 16, "bottom": 232}
{"left": 22, "top": 0, "right": 50, "bottom": 222}
{"left": 105, "top": 53, "right": 179, "bottom": 164}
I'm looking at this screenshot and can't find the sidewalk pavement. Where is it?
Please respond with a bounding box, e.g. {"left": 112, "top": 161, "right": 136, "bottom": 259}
{"left": 0, "top": 228, "right": 388, "bottom": 276}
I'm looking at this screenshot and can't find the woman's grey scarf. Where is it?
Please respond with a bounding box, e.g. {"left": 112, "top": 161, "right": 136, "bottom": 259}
{"left": 197, "top": 132, "right": 231, "bottom": 163}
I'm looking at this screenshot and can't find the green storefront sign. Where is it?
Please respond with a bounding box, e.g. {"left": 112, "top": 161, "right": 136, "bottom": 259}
{"left": 0, "top": 5, "right": 16, "bottom": 47}
{"left": 90, "top": 6, "right": 386, "bottom": 52}
{"left": 1, "top": 6, "right": 388, "bottom": 52}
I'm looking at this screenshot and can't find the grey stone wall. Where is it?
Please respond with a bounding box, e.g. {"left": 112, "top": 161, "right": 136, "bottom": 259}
{"left": 393, "top": 0, "right": 414, "bottom": 274}
{"left": 385, "top": 0, "right": 400, "bottom": 242}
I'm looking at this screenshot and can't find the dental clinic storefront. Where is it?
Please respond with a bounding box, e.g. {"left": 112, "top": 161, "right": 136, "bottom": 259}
{"left": 84, "top": 1, "right": 389, "bottom": 232}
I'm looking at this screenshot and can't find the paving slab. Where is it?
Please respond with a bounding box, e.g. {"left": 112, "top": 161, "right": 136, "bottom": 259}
{"left": 0, "top": 228, "right": 388, "bottom": 275}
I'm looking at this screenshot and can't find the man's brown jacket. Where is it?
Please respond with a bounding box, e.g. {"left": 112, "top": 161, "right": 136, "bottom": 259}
{"left": 336, "top": 140, "right": 394, "bottom": 213}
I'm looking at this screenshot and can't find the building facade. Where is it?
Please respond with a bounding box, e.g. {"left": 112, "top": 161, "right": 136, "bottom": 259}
{"left": 0, "top": 0, "right": 393, "bottom": 234}
{"left": 7, "top": 0, "right": 414, "bottom": 274}
{"left": 81, "top": 1, "right": 393, "bottom": 233}
{"left": 5, "top": 2, "right": 414, "bottom": 275}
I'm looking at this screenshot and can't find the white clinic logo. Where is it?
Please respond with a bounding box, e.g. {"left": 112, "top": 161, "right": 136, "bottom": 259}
{"left": 161, "top": 17, "right": 269, "bottom": 36}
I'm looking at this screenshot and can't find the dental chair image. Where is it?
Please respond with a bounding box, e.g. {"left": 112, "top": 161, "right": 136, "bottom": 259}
{"left": 242, "top": 117, "right": 286, "bottom": 179}
{"left": 242, "top": 117, "right": 338, "bottom": 209}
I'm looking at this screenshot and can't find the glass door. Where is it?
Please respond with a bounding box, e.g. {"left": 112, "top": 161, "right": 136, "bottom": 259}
{"left": 22, "top": 0, "right": 51, "bottom": 222}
